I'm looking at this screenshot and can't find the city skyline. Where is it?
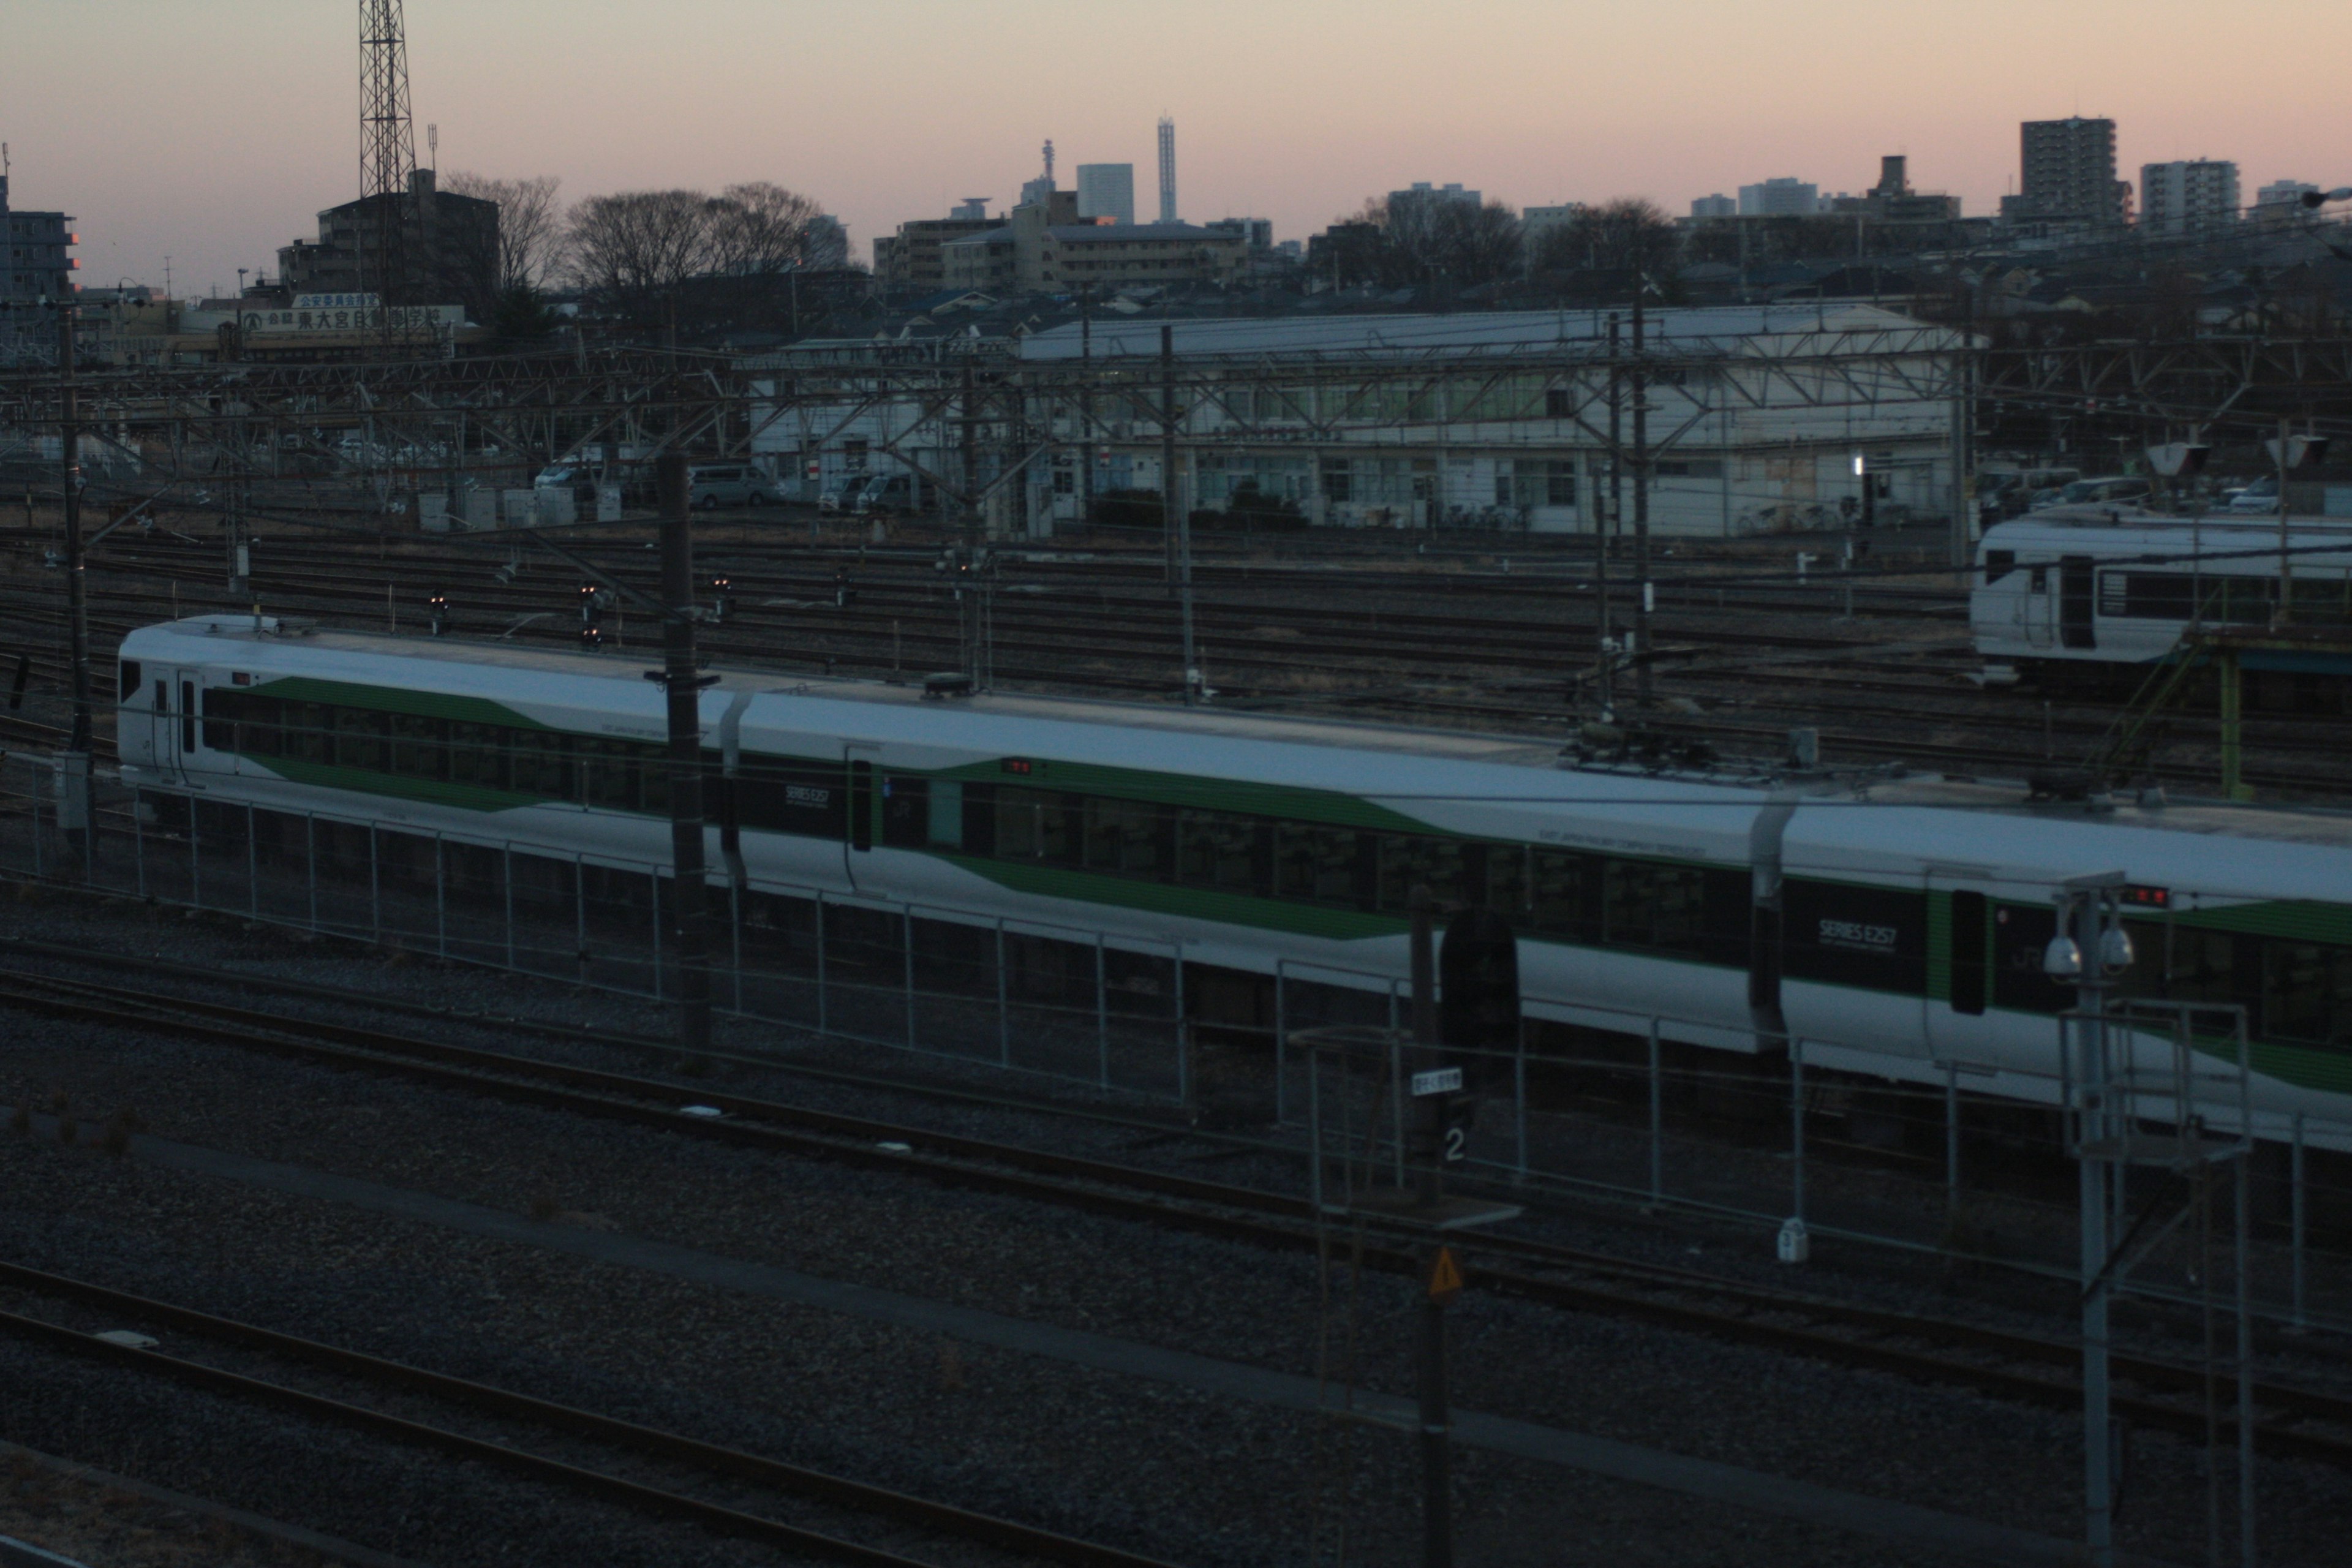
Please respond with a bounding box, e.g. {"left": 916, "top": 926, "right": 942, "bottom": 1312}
{"left": 2, "top": 0, "right": 2346, "bottom": 292}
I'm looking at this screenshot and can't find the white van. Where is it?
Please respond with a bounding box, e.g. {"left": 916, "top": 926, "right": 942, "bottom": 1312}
{"left": 687, "top": 464, "right": 779, "bottom": 510}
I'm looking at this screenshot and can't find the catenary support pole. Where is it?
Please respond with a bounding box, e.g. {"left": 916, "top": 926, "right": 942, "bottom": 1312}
{"left": 1631, "top": 281, "right": 1652, "bottom": 706}
{"left": 58, "top": 308, "right": 93, "bottom": 872}
{"left": 656, "top": 453, "right": 712, "bottom": 1058}
{"left": 1161, "top": 326, "right": 1178, "bottom": 588}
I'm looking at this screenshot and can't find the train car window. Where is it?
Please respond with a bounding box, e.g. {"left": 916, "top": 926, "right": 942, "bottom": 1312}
{"left": 1275, "top": 821, "right": 1364, "bottom": 905}
{"left": 200, "top": 688, "right": 235, "bottom": 752}
{"left": 575, "top": 737, "right": 637, "bottom": 810}
{"left": 509, "top": 729, "right": 574, "bottom": 800}
{"left": 881, "top": 775, "right": 928, "bottom": 848}
{"left": 153, "top": 679, "right": 167, "bottom": 715}
{"left": 448, "top": 722, "right": 510, "bottom": 791}
{"left": 388, "top": 712, "right": 447, "bottom": 782}
{"left": 1485, "top": 843, "right": 1530, "bottom": 919}
{"left": 179, "top": 680, "right": 196, "bottom": 753}
{"left": 1948, "top": 890, "right": 1988, "bottom": 1015}
{"left": 639, "top": 743, "right": 671, "bottom": 815}
{"left": 331, "top": 706, "right": 388, "bottom": 771}
{"left": 2089, "top": 572, "right": 2201, "bottom": 620}
{"left": 1981, "top": 551, "right": 2015, "bottom": 586}
{"left": 1376, "top": 835, "right": 1466, "bottom": 911}
{"left": 1086, "top": 796, "right": 1164, "bottom": 876}
{"left": 1528, "top": 848, "right": 1596, "bottom": 939}
{"left": 2261, "top": 941, "right": 2352, "bottom": 1051}
{"left": 928, "top": 780, "right": 964, "bottom": 849}
{"left": 1177, "top": 810, "right": 1266, "bottom": 895}
{"left": 2027, "top": 566, "right": 2047, "bottom": 594}
{"left": 736, "top": 754, "right": 843, "bottom": 839}
{"left": 2288, "top": 577, "right": 2352, "bottom": 627}
{"left": 280, "top": 701, "right": 330, "bottom": 763}
{"left": 960, "top": 782, "right": 995, "bottom": 854}
{"left": 1603, "top": 859, "right": 1708, "bottom": 953}
{"left": 119, "top": 660, "right": 141, "bottom": 700}
{"left": 2214, "top": 578, "right": 2275, "bottom": 625}
{"left": 1781, "top": 878, "right": 1927, "bottom": 995}
{"left": 993, "top": 785, "right": 1073, "bottom": 862}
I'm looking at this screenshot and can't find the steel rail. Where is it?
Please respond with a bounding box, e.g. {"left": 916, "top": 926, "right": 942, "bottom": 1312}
{"left": 2, "top": 968, "right": 2348, "bottom": 1469}
{"left": 0, "top": 1259, "right": 1170, "bottom": 1568}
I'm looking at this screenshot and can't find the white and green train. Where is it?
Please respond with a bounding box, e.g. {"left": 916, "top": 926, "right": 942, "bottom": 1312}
{"left": 117, "top": 615, "right": 2352, "bottom": 1142}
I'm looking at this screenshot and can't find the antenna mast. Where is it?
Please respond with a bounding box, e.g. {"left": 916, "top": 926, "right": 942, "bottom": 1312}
{"left": 1042, "top": 138, "right": 1055, "bottom": 184}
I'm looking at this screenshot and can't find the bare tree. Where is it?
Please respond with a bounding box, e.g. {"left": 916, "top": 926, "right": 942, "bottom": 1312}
{"left": 1531, "top": 198, "right": 1678, "bottom": 277}
{"left": 1346, "top": 193, "right": 1524, "bottom": 288}
{"left": 443, "top": 171, "right": 567, "bottom": 291}
{"left": 706, "top": 182, "right": 826, "bottom": 276}
{"left": 566, "top": 189, "right": 719, "bottom": 301}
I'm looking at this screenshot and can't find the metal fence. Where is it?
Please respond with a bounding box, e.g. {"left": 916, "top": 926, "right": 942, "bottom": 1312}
{"left": 0, "top": 761, "right": 1188, "bottom": 1101}
{"left": 2, "top": 752, "right": 2347, "bottom": 1333}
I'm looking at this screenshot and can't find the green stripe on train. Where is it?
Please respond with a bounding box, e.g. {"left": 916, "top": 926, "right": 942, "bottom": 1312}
{"left": 248, "top": 677, "right": 556, "bottom": 732}
{"left": 930, "top": 758, "right": 1436, "bottom": 833}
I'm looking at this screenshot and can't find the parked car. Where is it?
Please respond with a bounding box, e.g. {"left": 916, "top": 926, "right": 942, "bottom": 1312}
{"left": 818, "top": 475, "right": 870, "bottom": 513}
{"left": 2227, "top": 475, "right": 2280, "bottom": 514}
{"left": 2030, "top": 475, "right": 2150, "bottom": 511}
{"left": 687, "top": 463, "right": 778, "bottom": 510}
{"left": 855, "top": 472, "right": 927, "bottom": 516}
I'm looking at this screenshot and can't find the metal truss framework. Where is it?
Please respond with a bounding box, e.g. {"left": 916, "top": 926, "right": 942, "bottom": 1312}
{"left": 3, "top": 328, "right": 2350, "bottom": 522}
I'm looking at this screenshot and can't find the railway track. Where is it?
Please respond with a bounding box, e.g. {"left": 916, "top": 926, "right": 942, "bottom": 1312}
{"left": 3, "top": 521, "right": 2348, "bottom": 797}
{"left": 4, "top": 960, "right": 2348, "bottom": 1472}
{"left": 0, "top": 1256, "right": 1175, "bottom": 1568}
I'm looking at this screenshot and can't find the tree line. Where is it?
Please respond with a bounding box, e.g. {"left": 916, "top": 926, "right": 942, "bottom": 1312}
{"left": 439, "top": 173, "right": 850, "bottom": 322}
{"left": 1317, "top": 194, "right": 1681, "bottom": 294}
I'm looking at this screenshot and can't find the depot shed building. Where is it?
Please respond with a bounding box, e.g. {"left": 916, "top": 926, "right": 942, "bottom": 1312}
{"left": 1016, "top": 304, "right": 1969, "bottom": 537}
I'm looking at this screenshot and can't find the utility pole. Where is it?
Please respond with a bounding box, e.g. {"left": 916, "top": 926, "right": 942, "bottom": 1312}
{"left": 1408, "top": 889, "right": 1452, "bottom": 1568}
{"left": 2274, "top": 416, "right": 2293, "bottom": 627}
{"left": 1161, "top": 325, "right": 1179, "bottom": 587}
{"left": 961, "top": 358, "right": 981, "bottom": 683}
{"left": 655, "top": 454, "right": 712, "bottom": 1060}
{"left": 1077, "top": 285, "right": 1095, "bottom": 529}
{"left": 1630, "top": 277, "right": 1653, "bottom": 707}
{"left": 1597, "top": 314, "right": 1620, "bottom": 718}
{"left": 57, "top": 306, "right": 93, "bottom": 872}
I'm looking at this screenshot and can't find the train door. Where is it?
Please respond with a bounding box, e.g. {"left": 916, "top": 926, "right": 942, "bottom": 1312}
{"left": 1926, "top": 875, "right": 1995, "bottom": 1061}
{"left": 2021, "top": 564, "right": 2055, "bottom": 649}
{"left": 841, "top": 742, "right": 879, "bottom": 888}
{"left": 2058, "top": 556, "right": 2097, "bottom": 649}
{"left": 154, "top": 668, "right": 198, "bottom": 784}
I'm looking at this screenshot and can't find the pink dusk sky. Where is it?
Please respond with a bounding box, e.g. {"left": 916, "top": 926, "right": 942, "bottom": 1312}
{"left": 4, "top": 0, "right": 2346, "bottom": 294}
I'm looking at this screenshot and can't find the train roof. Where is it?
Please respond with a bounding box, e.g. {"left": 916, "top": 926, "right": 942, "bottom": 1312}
{"left": 120, "top": 616, "right": 2352, "bottom": 890}
{"left": 1978, "top": 510, "right": 2352, "bottom": 564}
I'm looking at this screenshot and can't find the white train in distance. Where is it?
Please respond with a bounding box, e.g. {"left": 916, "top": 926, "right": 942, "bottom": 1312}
{"left": 116, "top": 615, "right": 2352, "bottom": 1148}
{"left": 1972, "top": 504, "right": 2352, "bottom": 687}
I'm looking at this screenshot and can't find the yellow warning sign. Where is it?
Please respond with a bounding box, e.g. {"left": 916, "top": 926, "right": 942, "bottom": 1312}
{"left": 1427, "top": 1246, "right": 1463, "bottom": 1304}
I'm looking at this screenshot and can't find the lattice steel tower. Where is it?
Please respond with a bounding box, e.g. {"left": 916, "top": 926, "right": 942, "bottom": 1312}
{"left": 359, "top": 0, "right": 417, "bottom": 301}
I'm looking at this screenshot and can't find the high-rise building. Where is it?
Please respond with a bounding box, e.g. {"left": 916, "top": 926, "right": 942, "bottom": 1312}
{"left": 1737, "top": 178, "right": 1815, "bottom": 216}
{"left": 1689, "top": 194, "right": 1736, "bottom": 219}
{"left": 949, "top": 197, "right": 992, "bottom": 222}
{"left": 2139, "top": 160, "right": 2239, "bottom": 235}
{"left": 1157, "top": 118, "right": 1177, "bottom": 224}
{"left": 276, "top": 167, "right": 500, "bottom": 312}
{"left": 2004, "top": 118, "right": 2128, "bottom": 226}
{"left": 0, "top": 171, "right": 77, "bottom": 309}
{"left": 2253, "top": 179, "right": 2320, "bottom": 227}
{"left": 1076, "top": 164, "right": 1136, "bottom": 226}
